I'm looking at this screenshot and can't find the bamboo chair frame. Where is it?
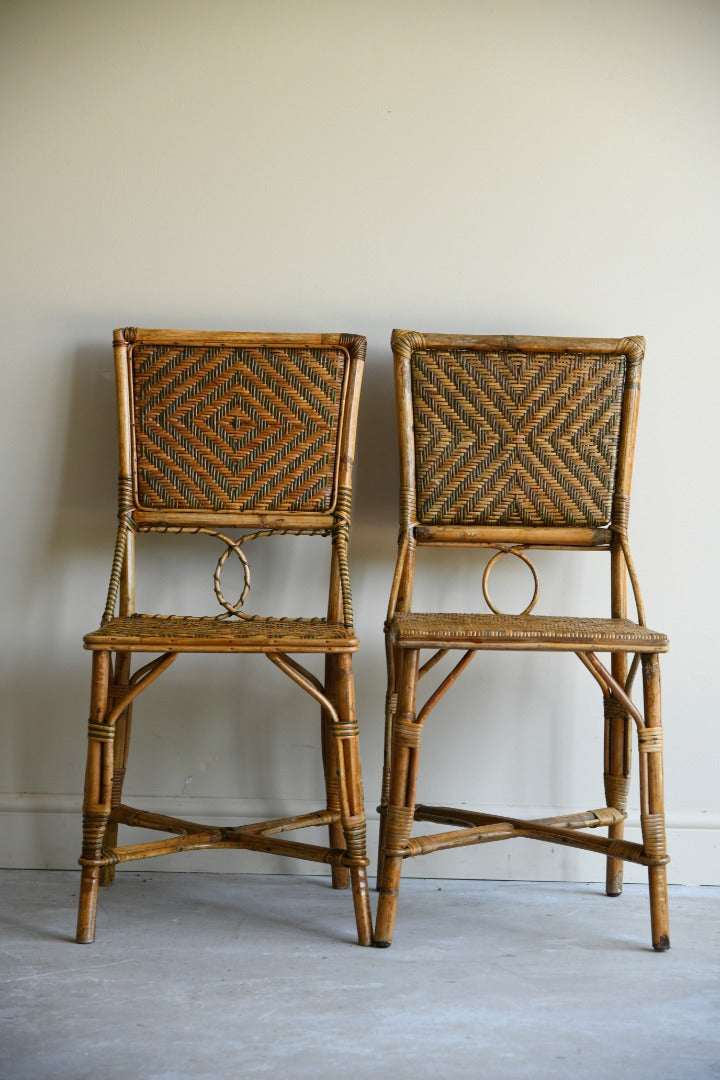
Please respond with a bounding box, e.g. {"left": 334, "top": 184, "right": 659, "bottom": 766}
{"left": 375, "top": 331, "right": 670, "bottom": 951}
{"left": 77, "top": 328, "right": 372, "bottom": 946}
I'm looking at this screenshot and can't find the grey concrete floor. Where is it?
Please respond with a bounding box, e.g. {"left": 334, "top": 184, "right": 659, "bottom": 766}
{"left": 1, "top": 871, "right": 718, "bottom": 1080}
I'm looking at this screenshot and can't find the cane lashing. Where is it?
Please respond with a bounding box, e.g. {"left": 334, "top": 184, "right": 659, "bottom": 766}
{"left": 642, "top": 813, "right": 668, "bottom": 861}
{"left": 87, "top": 720, "right": 116, "bottom": 743}
{"left": 604, "top": 773, "right": 631, "bottom": 811}
{"left": 80, "top": 812, "right": 112, "bottom": 862}
{"left": 342, "top": 814, "right": 369, "bottom": 863}
{"left": 102, "top": 477, "right": 136, "bottom": 625}
{"left": 394, "top": 718, "right": 423, "bottom": 748}
{"left": 638, "top": 727, "right": 664, "bottom": 753}
{"left": 384, "top": 805, "right": 416, "bottom": 854}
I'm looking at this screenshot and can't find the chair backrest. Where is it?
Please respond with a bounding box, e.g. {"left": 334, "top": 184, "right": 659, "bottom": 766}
{"left": 105, "top": 328, "right": 366, "bottom": 624}
{"left": 390, "top": 331, "right": 646, "bottom": 615}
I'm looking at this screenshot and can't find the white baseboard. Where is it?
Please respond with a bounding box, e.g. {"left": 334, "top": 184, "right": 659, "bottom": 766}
{"left": 1, "top": 794, "right": 717, "bottom": 884}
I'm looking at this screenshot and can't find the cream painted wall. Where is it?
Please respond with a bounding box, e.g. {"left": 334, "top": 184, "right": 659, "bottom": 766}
{"left": 2, "top": 0, "right": 718, "bottom": 883}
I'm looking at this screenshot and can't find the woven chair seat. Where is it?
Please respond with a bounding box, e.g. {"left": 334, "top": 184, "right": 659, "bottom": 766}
{"left": 390, "top": 613, "right": 668, "bottom": 653}
{"left": 85, "top": 614, "right": 358, "bottom": 653}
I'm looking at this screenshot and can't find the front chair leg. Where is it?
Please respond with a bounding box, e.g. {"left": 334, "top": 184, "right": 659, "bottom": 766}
{"left": 376, "top": 637, "right": 400, "bottom": 890}
{"left": 99, "top": 650, "right": 133, "bottom": 887}
{"left": 640, "top": 653, "right": 670, "bottom": 951}
{"left": 604, "top": 690, "right": 632, "bottom": 897}
{"left": 333, "top": 652, "right": 372, "bottom": 945}
{"left": 375, "top": 649, "right": 420, "bottom": 948}
{"left": 322, "top": 654, "right": 350, "bottom": 890}
{"left": 77, "top": 650, "right": 113, "bottom": 944}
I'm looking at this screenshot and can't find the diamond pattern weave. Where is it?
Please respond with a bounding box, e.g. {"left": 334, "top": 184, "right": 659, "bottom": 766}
{"left": 131, "top": 343, "right": 346, "bottom": 512}
{"left": 411, "top": 348, "right": 626, "bottom": 526}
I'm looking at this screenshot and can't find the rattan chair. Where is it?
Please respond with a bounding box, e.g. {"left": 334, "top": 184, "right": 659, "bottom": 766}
{"left": 76, "top": 328, "right": 372, "bottom": 946}
{"left": 375, "top": 331, "right": 669, "bottom": 950}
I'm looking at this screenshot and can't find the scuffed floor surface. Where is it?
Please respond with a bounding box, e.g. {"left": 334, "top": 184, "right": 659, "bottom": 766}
{"left": 1, "top": 871, "right": 718, "bottom": 1079}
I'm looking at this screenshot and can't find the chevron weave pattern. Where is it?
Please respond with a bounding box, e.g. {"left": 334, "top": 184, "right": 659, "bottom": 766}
{"left": 131, "top": 343, "right": 346, "bottom": 512}
{"left": 410, "top": 348, "right": 627, "bottom": 527}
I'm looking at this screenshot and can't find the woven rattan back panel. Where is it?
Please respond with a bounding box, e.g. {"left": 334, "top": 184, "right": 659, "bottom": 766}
{"left": 410, "top": 346, "right": 627, "bottom": 527}
{"left": 130, "top": 341, "right": 347, "bottom": 513}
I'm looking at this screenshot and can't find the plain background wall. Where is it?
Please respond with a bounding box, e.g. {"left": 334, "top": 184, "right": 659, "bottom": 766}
{"left": 2, "top": 0, "right": 718, "bottom": 883}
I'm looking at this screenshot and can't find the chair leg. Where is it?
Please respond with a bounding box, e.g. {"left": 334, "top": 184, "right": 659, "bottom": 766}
{"left": 322, "top": 654, "right": 350, "bottom": 890}
{"left": 376, "top": 637, "right": 399, "bottom": 890}
{"left": 640, "top": 653, "right": 670, "bottom": 951}
{"left": 332, "top": 652, "right": 372, "bottom": 945}
{"left": 99, "top": 651, "right": 133, "bottom": 887}
{"left": 76, "top": 650, "right": 113, "bottom": 944}
{"left": 375, "top": 649, "right": 420, "bottom": 948}
{"left": 604, "top": 689, "right": 632, "bottom": 897}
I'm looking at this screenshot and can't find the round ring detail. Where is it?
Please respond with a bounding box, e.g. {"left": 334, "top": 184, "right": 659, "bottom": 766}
{"left": 482, "top": 548, "right": 539, "bottom": 616}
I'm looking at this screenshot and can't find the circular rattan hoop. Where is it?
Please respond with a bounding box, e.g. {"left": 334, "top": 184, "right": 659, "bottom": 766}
{"left": 482, "top": 547, "right": 539, "bottom": 616}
